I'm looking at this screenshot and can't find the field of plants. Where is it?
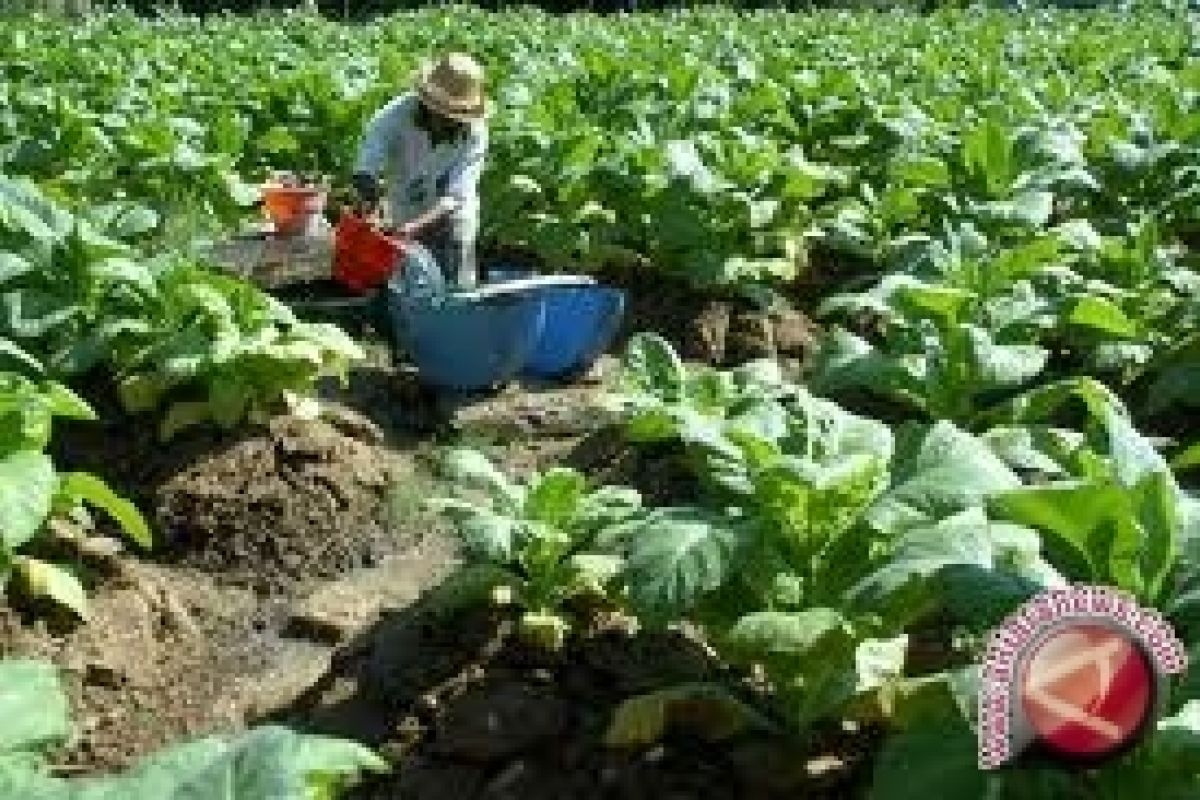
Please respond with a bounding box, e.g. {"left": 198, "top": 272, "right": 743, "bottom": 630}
{"left": 2, "top": 4, "right": 1200, "bottom": 799}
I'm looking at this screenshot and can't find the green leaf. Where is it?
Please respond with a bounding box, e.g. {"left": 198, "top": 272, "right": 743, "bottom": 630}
{"left": 40, "top": 383, "right": 94, "bottom": 421}
{"left": 809, "top": 328, "right": 919, "bottom": 401}
{"left": 881, "top": 667, "right": 980, "bottom": 729}
{"left": 0, "top": 659, "right": 70, "bottom": 756}
{"left": 853, "top": 508, "right": 1055, "bottom": 625}
{"left": 992, "top": 236, "right": 1060, "bottom": 281}
{"left": 724, "top": 608, "right": 850, "bottom": 661}
{"left": 852, "top": 508, "right": 992, "bottom": 600}
{"left": 623, "top": 507, "right": 739, "bottom": 619}
{"left": 1156, "top": 701, "right": 1200, "bottom": 753}
{"left": 962, "top": 117, "right": 1011, "bottom": 192}
{"left": 524, "top": 468, "right": 587, "bottom": 529}
{"left": 574, "top": 485, "right": 643, "bottom": 533}
{"left": 604, "top": 683, "right": 771, "bottom": 747}
{"left": 440, "top": 449, "right": 522, "bottom": 510}
{"left": 621, "top": 332, "right": 686, "bottom": 403}
{"left": 0, "top": 253, "right": 34, "bottom": 284}
{"left": 2, "top": 290, "right": 81, "bottom": 339}
{"left": 975, "top": 191, "right": 1054, "bottom": 227}
{"left": 869, "top": 422, "right": 1020, "bottom": 534}
{"left": 724, "top": 608, "right": 862, "bottom": 727}
{"left": 101, "top": 205, "right": 160, "bottom": 239}
{"left": 983, "top": 426, "right": 1070, "bottom": 476}
{"left": 14, "top": 557, "right": 88, "bottom": 619}
{"left": 57, "top": 473, "right": 151, "bottom": 549}
{"left": 74, "top": 725, "right": 385, "bottom": 799}
{"left": 1128, "top": 470, "right": 1180, "bottom": 603}
{"left": 989, "top": 481, "right": 1140, "bottom": 591}
{"left": 428, "top": 498, "right": 518, "bottom": 564}
{"left": 258, "top": 126, "right": 300, "bottom": 154}
{"left": 0, "top": 451, "right": 55, "bottom": 550}
{"left": 1172, "top": 442, "right": 1200, "bottom": 472}
{"left": 896, "top": 283, "right": 973, "bottom": 327}
{"left": 117, "top": 373, "right": 174, "bottom": 414}
{"left": 986, "top": 377, "right": 1120, "bottom": 430}
{"left": 0, "top": 177, "right": 64, "bottom": 242}
{"left": 566, "top": 553, "right": 624, "bottom": 596}
{"left": 868, "top": 722, "right": 985, "bottom": 800}
{"left": 893, "top": 155, "right": 951, "bottom": 188}
{"left": 0, "top": 339, "right": 42, "bottom": 374}
{"left": 965, "top": 326, "right": 1048, "bottom": 387}
{"left": 159, "top": 401, "right": 214, "bottom": 441}
{"left": 1054, "top": 219, "right": 1102, "bottom": 252}
{"left": 1065, "top": 296, "right": 1137, "bottom": 338}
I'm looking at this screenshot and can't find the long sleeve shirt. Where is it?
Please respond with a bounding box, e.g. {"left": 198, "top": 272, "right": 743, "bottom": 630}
{"left": 354, "top": 92, "right": 487, "bottom": 228}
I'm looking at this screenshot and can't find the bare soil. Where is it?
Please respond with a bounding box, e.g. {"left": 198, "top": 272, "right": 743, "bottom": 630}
{"left": 53, "top": 403, "right": 402, "bottom": 595}
{"left": 272, "top": 601, "right": 876, "bottom": 800}
{"left": 0, "top": 264, "right": 876, "bottom": 798}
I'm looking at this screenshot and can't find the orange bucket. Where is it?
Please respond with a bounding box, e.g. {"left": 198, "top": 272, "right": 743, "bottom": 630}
{"left": 333, "top": 213, "right": 406, "bottom": 294}
{"left": 262, "top": 185, "right": 326, "bottom": 235}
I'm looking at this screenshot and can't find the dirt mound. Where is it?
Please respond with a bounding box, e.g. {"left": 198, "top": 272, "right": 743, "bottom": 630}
{"left": 154, "top": 416, "right": 397, "bottom": 594}
{"left": 617, "top": 274, "right": 819, "bottom": 368}
{"left": 52, "top": 396, "right": 402, "bottom": 595}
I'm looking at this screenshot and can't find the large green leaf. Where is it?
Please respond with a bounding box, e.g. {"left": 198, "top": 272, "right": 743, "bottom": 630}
{"left": 855, "top": 508, "right": 1019, "bottom": 597}
{"left": 70, "top": 725, "right": 385, "bottom": 800}
{"left": 0, "top": 451, "right": 55, "bottom": 550}
{"left": 868, "top": 722, "right": 986, "bottom": 800}
{"left": 723, "top": 609, "right": 865, "bottom": 727}
{"left": 857, "top": 505, "right": 1060, "bottom": 627}
{"left": 964, "top": 325, "right": 1048, "bottom": 387}
{"left": 623, "top": 506, "right": 739, "bottom": 619}
{"left": 963, "top": 116, "right": 1015, "bottom": 196}
{"left": 868, "top": 422, "right": 1020, "bottom": 534}
{"left": 427, "top": 498, "right": 518, "bottom": 564}
{"left": 989, "top": 479, "right": 1146, "bottom": 593}
{"left": 0, "top": 660, "right": 69, "bottom": 756}
{"left": 724, "top": 608, "right": 851, "bottom": 661}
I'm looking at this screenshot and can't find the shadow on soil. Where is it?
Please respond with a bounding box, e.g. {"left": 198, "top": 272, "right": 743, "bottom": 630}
{"left": 262, "top": 558, "right": 880, "bottom": 800}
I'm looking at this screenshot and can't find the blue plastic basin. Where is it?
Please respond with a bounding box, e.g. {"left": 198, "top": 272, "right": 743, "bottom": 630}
{"left": 522, "top": 285, "right": 626, "bottom": 379}
{"left": 389, "top": 287, "right": 546, "bottom": 392}
{"left": 484, "top": 266, "right": 626, "bottom": 380}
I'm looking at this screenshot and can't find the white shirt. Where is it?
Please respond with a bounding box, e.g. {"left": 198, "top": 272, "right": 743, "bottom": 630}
{"left": 354, "top": 92, "right": 487, "bottom": 228}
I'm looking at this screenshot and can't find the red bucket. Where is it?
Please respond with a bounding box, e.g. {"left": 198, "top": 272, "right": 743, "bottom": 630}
{"left": 333, "top": 214, "right": 406, "bottom": 294}
{"left": 262, "top": 185, "right": 326, "bottom": 235}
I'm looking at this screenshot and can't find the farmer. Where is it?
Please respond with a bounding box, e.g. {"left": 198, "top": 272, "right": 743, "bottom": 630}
{"left": 352, "top": 52, "right": 489, "bottom": 290}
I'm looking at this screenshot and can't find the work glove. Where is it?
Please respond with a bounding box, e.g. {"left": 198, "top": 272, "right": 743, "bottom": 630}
{"left": 351, "top": 172, "right": 382, "bottom": 212}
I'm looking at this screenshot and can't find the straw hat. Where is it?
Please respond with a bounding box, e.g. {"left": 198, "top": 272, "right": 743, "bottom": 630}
{"left": 416, "top": 53, "right": 489, "bottom": 123}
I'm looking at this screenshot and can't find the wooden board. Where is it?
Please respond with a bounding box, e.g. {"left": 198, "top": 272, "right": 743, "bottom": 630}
{"left": 198, "top": 223, "right": 334, "bottom": 290}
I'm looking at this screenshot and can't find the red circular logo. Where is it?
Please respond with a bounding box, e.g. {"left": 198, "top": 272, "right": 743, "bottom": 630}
{"left": 1019, "top": 622, "right": 1154, "bottom": 762}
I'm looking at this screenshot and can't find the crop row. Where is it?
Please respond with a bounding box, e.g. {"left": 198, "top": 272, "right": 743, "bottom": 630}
{"left": 434, "top": 333, "right": 1200, "bottom": 799}
{"left": 1, "top": 7, "right": 1197, "bottom": 286}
